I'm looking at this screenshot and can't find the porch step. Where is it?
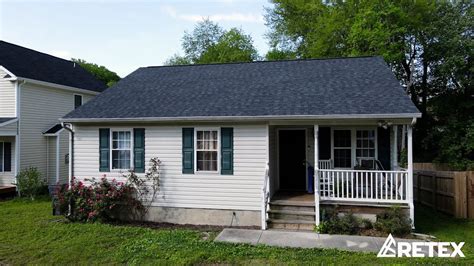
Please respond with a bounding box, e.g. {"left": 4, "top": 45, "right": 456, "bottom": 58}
{"left": 267, "top": 219, "right": 315, "bottom": 231}
{"left": 268, "top": 209, "right": 315, "bottom": 222}
{"left": 267, "top": 199, "right": 316, "bottom": 231}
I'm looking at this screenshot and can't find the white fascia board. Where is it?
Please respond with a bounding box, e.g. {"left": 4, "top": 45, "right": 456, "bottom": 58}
{"left": 61, "top": 113, "right": 422, "bottom": 123}
{"left": 15, "top": 77, "right": 100, "bottom": 95}
{"left": 0, "top": 65, "right": 17, "bottom": 79}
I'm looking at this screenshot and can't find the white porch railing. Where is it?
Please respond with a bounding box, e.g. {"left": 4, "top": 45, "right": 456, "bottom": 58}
{"left": 319, "top": 169, "right": 409, "bottom": 204}
{"left": 318, "top": 159, "right": 332, "bottom": 170}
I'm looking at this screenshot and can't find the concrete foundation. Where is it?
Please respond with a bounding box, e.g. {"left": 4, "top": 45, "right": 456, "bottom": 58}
{"left": 142, "top": 206, "right": 261, "bottom": 227}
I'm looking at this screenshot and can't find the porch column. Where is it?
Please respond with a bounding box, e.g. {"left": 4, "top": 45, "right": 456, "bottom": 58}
{"left": 391, "top": 125, "right": 398, "bottom": 170}
{"left": 314, "top": 125, "right": 320, "bottom": 226}
{"left": 407, "top": 125, "right": 415, "bottom": 227}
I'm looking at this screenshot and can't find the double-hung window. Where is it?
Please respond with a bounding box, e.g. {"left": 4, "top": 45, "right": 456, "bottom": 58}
{"left": 333, "top": 130, "right": 352, "bottom": 168}
{"left": 196, "top": 130, "right": 218, "bottom": 172}
{"left": 356, "top": 130, "right": 376, "bottom": 160}
{"left": 112, "top": 131, "right": 132, "bottom": 169}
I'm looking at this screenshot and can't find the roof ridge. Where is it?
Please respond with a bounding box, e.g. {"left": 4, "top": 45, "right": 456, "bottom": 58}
{"left": 0, "top": 40, "right": 77, "bottom": 66}
{"left": 147, "top": 55, "right": 380, "bottom": 69}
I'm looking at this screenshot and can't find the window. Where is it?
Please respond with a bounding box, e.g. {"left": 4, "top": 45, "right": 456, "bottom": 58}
{"left": 74, "top": 94, "right": 83, "bottom": 109}
{"left": 356, "top": 130, "right": 376, "bottom": 159}
{"left": 111, "top": 131, "right": 131, "bottom": 169}
{"left": 333, "top": 130, "right": 352, "bottom": 168}
{"left": 0, "top": 142, "right": 3, "bottom": 172}
{"left": 196, "top": 130, "right": 218, "bottom": 172}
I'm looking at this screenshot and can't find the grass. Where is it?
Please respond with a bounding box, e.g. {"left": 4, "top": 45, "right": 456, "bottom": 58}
{"left": 0, "top": 198, "right": 472, "bottom": 265}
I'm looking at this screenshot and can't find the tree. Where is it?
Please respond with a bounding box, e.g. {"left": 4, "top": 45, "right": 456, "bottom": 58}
{"left": 266, "top": 0, "right": 473, "bottom": 169}
{"left": 165, "top": 19, "right": 259, "bottom": 65}
{"left": 72, "top": 58, "right": 121, "bottom": 87}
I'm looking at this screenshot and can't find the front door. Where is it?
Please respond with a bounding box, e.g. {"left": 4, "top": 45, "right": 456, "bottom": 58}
{"left": 278, "top": 129, "right": 306, "bottom": 191}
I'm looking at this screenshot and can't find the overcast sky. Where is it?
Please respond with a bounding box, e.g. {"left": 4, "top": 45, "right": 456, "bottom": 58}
{"left": 0, "top": 0, "right": 271, "bottom": 77}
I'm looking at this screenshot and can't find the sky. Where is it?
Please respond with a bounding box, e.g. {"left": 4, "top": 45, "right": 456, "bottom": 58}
{"left": 0, "top": 0, "right": 271, "bottom": 77}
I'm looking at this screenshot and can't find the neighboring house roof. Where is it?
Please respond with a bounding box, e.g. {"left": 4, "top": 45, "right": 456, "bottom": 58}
{"left": 0, "top": 117, "right": 17, "bottom": 127}
{"left": 42, "top": 124, "right": 63, "bottom": 135}
{"left": 0, "top": 41, "right": 107, "bottom": 92}
{"left": 0, "top": 117, "right": 16, "bottom": 124}
{"left": 64, "top": 56, "right": 420, "bottom": 121}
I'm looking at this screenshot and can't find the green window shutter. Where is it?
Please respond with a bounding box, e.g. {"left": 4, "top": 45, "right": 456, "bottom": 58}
{"left": 133, "top": 128, "right": 145, "bottom": 173}
{"left": 182, "top": 128, "right": 194, "bottom": 174}
{"left": 99, "top": 128, "right": 110, "bottom": 172}
{"left": 3, "top": 142, "right": 11, "bottom": 172}
{"left": 221, "top": 127, "right": 233, "bottom": 175}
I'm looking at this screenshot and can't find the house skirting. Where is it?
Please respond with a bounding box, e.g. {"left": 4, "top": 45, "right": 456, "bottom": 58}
{"left": 142, "top": 207, "right": 261, "bottom": 227}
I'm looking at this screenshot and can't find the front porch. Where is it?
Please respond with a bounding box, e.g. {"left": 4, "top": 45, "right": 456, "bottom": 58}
{"left": 0, "top": 118, "right": 18, "bottom": 187}
{"left": 262, "top": 123, "right": 414, "bottom": 230}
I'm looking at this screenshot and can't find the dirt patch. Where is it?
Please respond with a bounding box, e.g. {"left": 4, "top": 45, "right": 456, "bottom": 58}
{"left": 108, "top": 220, "right": 260, "bottom": 232}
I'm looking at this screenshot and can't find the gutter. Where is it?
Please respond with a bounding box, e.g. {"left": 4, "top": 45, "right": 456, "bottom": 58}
{"left": 60, "top": 113, "right": 423, "bottom": 123}
{"left": 61, "top": 122, "right": 74, "bottom": 185}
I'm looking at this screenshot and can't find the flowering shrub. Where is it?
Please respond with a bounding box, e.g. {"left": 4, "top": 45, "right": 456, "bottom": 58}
{"left": 56, "top": 158, "right": 161, "bottom": 223}
{"left": 57, "top": 177, "right": 142, "bottom": 222}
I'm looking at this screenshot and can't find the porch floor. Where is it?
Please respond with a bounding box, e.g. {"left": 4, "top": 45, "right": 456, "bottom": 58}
{"left": 270, "top": 191, "right": 409, "bottom": 208}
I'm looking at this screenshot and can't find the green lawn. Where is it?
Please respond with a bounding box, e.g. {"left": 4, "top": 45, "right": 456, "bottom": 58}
{"left": 0, "top": 198, "right": 472, "bottom": 265}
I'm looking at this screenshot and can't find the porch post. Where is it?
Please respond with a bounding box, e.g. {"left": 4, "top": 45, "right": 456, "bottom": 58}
{"left": 407, "top": 125, "right": 415, "bottom": 227}
{"left": 391, "top": 125, "right": 398, "bottom": 170}
{"left": 314, "top": 125, "right": 320, "bottom": 226}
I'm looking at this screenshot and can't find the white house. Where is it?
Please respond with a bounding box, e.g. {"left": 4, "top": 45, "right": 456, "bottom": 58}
{"left": 0, "top": 41, "right": 107, "bottom": 190}
{"left": 61, "top": 57, "right": 421, "bottom": 230}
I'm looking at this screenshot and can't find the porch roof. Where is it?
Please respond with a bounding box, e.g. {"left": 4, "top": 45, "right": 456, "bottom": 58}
{"left": 0, "top": 117, "right": 17, "bottom": 127}
{"left": 63, "top": 56, "right": 421, "bottom": 122}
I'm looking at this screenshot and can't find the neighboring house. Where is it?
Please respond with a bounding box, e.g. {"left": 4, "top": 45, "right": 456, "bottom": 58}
{"left": 0, "top": 41, "right": 107, "bottom": 190}
{"left": 61, "top": 57, "right": 421, "bottom": 230}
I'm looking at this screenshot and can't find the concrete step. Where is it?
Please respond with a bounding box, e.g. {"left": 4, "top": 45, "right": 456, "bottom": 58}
{"left": 267, "top": 219, "right": 315, "bottom": 231}
{"left": 268, "top": 209, "right": 315, "bottom": 222}
{"left": 269, "top": 202, "right": 315, "bottom": 213}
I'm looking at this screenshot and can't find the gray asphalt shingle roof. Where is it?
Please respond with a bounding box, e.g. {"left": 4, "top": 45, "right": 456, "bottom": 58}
{"left": 0, "top": 117, "right": 16, "bottom": 125}
{"left": 64, "top": 56, "right": 420, "bottom": 120}
{"left": 0, "top": 41, "right": 107, "bottom": 92}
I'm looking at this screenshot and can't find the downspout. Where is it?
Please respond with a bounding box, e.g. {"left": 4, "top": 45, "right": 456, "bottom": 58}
{"left": 61, "top": 122, "right": 74, "bottom": 185}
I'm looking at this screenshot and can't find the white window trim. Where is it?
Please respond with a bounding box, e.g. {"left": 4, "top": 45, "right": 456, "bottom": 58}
{"left": 331, "top": 127, "right": 378, "bottom": 169}
{"left": 194, "top": 127, "right": 220, "bottom": 174}
{"left": 73, "top": 94, "right": 83, "bottom": 109}
{"left": 110, "top": 129, "right": 134, "bottom": 171}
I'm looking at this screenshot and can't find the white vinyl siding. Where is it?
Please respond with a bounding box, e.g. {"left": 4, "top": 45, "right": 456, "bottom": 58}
{"left": 73, "top": 124, "right": 268, "bottom": 211}
{"left": 0, "top": 136, "right": 15, "bottom": 186}
{"left": 0, "top": 68, "right": 16, "bottom": 117}
{"left": 19, "top": 82, "right": 94, "bottom": 185}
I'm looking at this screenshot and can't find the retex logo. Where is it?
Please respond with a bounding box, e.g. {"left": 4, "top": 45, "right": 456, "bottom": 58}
{"left": 377, "top": 234, "right": 465, "bottom": 258}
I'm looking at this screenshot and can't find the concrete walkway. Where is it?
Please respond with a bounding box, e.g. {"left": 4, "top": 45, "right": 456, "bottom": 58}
{"left": 215, "top": 228, "right": 425, "bottom": 253}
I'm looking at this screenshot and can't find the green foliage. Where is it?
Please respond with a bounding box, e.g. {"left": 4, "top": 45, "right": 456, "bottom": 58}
{"left": 165, "top": 19, "right": 259, "bottom": 65}
{"left": 374, "top": 206, "right": 412, "bottom": 237}
{"left": 56, "top": 177, "right": 141, "bottom": 222}
{"left": 266, "top": 0, "right": 473, "bottom": 169}
{"left": 16, "top": 167, "right": 46, "bottom": 200}
{"left": 72, "top": 58, "right": 121, "bottom": 87}
{"left": 316, "top": 209, "right": 359, "bottom": 235}
{"left": 399, "top": 148, "right": 408, "bottom": 169}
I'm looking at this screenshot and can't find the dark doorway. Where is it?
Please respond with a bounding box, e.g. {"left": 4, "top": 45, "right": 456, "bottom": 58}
{"left": 278, "top": 129, "right": 306, "bottom": 191}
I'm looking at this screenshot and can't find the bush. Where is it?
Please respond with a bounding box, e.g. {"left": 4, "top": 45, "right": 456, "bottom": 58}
{"left": 56, "top": 157, "right": 162, "bottom": 223}
{"left": 316, "top": 209, "right": 359, "bottom": 235}
{"left": 16, "top": 167, "right": 46, "bottom": 200}
{"left": 57, "top": 177, "right": 142, "bottom": 222}
{"left": 374, "top": 206, "right": 412, "bottom": 236}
